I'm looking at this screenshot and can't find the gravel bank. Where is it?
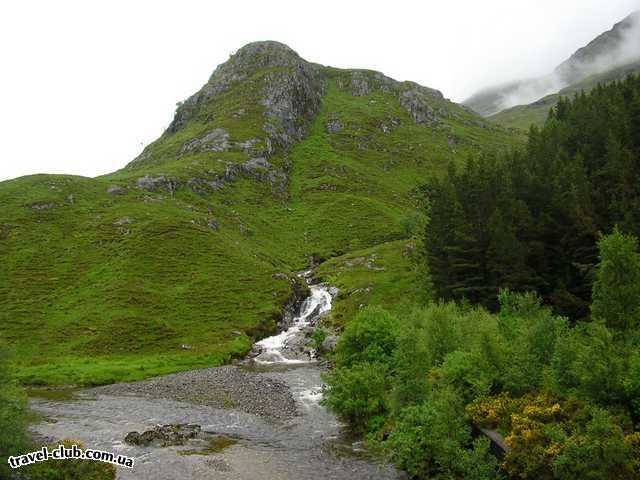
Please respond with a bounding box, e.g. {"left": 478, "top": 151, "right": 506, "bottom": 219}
{"left": 92, "top": 365, "right": 297, "bottom": 419}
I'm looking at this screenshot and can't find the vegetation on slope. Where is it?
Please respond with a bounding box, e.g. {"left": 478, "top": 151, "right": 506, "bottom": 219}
{"left": 425, "top": 75, "right": 640, "bottom": 318}
{"left": 324, "top": 230, "right": 640, "bottom": 479}
{"left": 323, "top": 76, "right": 640, "bottom": 479}
{"left": 0, "top": 42, "right": 515, "bottom": 386}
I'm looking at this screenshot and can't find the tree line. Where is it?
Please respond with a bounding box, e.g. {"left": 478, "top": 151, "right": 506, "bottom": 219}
{"left": 424, "top": 75, "right": 640, "bottom": 318}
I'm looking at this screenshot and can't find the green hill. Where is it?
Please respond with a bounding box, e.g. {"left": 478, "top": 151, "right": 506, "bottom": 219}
{"left": 0, "top": 41, "right": 516, "bottom": 386}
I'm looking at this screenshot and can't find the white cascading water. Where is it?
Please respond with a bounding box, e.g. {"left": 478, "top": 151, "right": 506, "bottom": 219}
{"left": 253, "top": 284, "right": 332, "bottom": 364}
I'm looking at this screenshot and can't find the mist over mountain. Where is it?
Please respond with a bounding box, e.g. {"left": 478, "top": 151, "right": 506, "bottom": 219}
{"left": 465, "top": 10, "right": 640, "bottom": 117}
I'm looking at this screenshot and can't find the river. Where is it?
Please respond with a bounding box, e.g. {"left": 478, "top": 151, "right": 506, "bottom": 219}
{"left": 29, "top": 274, "right": 402, "bottom": 479}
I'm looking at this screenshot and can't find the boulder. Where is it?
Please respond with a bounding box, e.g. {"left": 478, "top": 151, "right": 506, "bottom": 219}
{"left": 107, "top": 185, "right": 126, "bottom": 195}
{"left": 326, "top": 119, "right": 343, "bottom": 133}
{"left": 320, "top": 335, "right": 339, "bottom": 353}
{"left": 124, "top": 424, "right": 201, "bottom": 447}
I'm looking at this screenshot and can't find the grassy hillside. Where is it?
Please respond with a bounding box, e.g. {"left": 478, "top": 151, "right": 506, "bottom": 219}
{"left": 0, "top": 42, "right": 516, "bottom": 386}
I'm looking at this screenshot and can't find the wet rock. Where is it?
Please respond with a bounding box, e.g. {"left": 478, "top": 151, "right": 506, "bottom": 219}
{"left": 207, "top": 219, "right": 219, "bottom": 231}
{"left": 124, "top": 424, "right": 201, "bottom": 447}
{"left": 181, "top": 344, "right": 192, "bottom": 350}
{"left": 320, "top": 335, "right": 339, "bottom": 353}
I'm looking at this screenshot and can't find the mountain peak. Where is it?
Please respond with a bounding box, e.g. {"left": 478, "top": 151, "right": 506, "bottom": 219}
{"left": 230, "top": 40, "right": 303, "bottom": 67}
{"left": 554, "top": 10, "right": 640, "bottom": 83}
{"left": 164, "top": 40, "right": 319, "bottom": 135}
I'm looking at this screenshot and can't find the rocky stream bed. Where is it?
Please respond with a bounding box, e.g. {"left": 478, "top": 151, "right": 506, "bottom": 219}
{"left": 29, "top": 275, "right": 403, "bottom": 479}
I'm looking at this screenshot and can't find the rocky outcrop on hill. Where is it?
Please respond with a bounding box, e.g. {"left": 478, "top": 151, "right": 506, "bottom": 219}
{"left": 167, "top": 41, "right": 325, "bottom": 154}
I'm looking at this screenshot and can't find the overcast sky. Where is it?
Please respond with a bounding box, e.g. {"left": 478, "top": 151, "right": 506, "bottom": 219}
{"left": 1, "top": 0, "right": 639, "bottom": 181}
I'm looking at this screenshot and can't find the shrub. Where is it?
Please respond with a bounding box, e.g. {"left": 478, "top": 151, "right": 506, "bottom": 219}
{"left": 311, "top": 327, "right": 327, "bottom": 351}
{"left": 333, "top": 306, "right": 399, "bottom": 368}
{"left": 431, "top": 350, "right": 494, "bottom": 402}
{"left": 322, "top": 362, "right": 388, "bottom": 433}
{"left": 552, "top": 409, "right": 634, "bottom": 480}
{"left": 591, "top": 228, "right": 640, "bottom": 331}
{"left": 389, "top": 387, "right": 499, "bottom": 479}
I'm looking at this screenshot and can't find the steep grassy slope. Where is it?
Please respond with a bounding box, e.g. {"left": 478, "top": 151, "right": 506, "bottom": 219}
{"left": 0, "top": 42, "right": 516, "bottom": 386}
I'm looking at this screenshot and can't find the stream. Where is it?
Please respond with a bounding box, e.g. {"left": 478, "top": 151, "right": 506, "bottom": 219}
{"left": 29, "top": 274, "right": 402, "bottom": 479}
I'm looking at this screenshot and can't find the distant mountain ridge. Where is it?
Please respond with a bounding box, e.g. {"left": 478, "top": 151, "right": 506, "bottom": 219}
{"left": 554, "top": 10, "right": 640, "bottom": 83}
{"left": 464, "top": 10, "right": 640, "bottom": 119}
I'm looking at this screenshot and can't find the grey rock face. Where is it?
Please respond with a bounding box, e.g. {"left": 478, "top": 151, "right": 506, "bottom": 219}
{"left": 399, "top": 87, "right": 441, "bottom": 125}
{"left": 187, "top": 177, "right": 225, "bottom": 195}
{"left": 137, "top": 175, "right": 177, "bottom": 195}
{"left": 107, "top": 185, "right": 126, "bottom": 195}
{"left": 169, "top": 41, "right": 324, "bottom": 138}
{"left": 224, "top": 158, "right": 288, "bottom": 195}
{"left": 261, "top": 66, "right": 324, "bottom": 151}
{"left": 337, "top": 70, "right": 395, "bottom": 96}
{"left": 186, "top": 157, "right": 287, "bottom": 196}
{"left": 334, "top": 70, "right": 445, "bottom": 127}
{"left": 350, "top": 72, "right": 372, "bottom": 96}
{"left": 180, "top": 128, "right": 230, "bottom": 154}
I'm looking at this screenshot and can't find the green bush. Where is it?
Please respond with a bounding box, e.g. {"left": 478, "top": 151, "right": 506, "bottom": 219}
{"left": 591, "top": 228, "right": 640, "bottom": 331}
{"left": 333, "top": 306, "right": 399, "bottom": 368}
{"left": 434, "top": 350, "right": 494, "bottom": 402}
{"left": 311, "top": 327, "right": 327, "bottom": 351}
{"left": 322, "top": 362, "right": 388, "bottom": 433}
{"left": 553, "top": 409, "right": 634, "bottom": 480}
{"left": 389, "top": 387, "right": 500, "bottom": 479}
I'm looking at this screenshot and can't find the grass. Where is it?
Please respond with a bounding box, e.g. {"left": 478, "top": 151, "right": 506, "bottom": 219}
{"left": 0, "top": 62, "right": 518, "bottom": 386}
{"left": 316, "top": 239, "right": 428, "bottom": 328}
